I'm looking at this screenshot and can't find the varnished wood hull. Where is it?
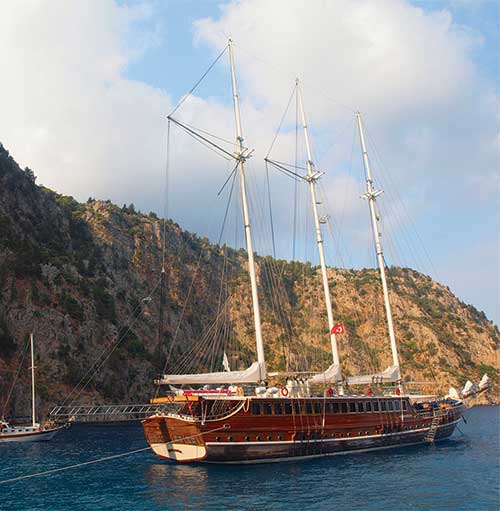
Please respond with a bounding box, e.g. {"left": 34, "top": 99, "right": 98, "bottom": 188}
{"left": 142, "top": 396, "right": 464, "bottom": 464}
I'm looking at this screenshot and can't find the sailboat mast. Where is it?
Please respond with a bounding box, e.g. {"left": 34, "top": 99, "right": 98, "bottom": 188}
{"left": 356, "top": 112, "right": 400, "bottom": 372}
{"left": 228, "top": 39, "right": 266, "bottom": 381}
{"left": 30, "top": 333, "right": 36, "bottom": 427}
{"left": 296, "top": 80, "right": 341, "bottom": 375}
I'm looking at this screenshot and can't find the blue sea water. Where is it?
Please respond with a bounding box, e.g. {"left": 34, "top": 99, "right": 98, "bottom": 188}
{"left": 0, "top": 406, "right": 498, "bottom": 511}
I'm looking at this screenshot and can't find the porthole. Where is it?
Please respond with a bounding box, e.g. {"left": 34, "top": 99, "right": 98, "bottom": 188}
{"left": 245, "top": 436, "right": 250, "bottom": 442}
{"left": 277, "top": 435, "right": 282, "bottom": 441}
{"left": 267, "top": 435, "right": 272, "bottom": 441}
{"left": 256, "top": 435, "right": 261, "bottom": 441}
{"left": 216, "top": 436, "right": 221, "bottom": 442}
{"left": 228, "top": 436, "right": 233, "bottom": 442}
{"left": 347, "top": 432, "right": 351, "bottom": 437}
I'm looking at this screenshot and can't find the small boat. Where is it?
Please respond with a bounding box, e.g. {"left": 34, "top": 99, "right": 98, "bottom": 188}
{"left": 0, "top": 334, "right": 65, "bottom": 443}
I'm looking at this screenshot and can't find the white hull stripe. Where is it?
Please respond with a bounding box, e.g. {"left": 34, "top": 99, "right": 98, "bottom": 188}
{"left": 205, "top": 419, "right": 460, "bottom": 446}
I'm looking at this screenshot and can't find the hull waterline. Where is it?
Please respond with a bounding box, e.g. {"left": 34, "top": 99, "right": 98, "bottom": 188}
{"left": 142, "top": 396, "right": 464, "bottom": 464}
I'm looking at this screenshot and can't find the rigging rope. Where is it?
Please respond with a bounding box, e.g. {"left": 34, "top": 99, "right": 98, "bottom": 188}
{"left": 1, "top": 336, "right": 30, "bottom": 418}
{"left": 168, "top": 45, "right": 228, "bottom": 118}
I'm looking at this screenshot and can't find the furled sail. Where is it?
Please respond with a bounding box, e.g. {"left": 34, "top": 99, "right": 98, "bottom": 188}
{"left": 347, "top": 365, "right": 401, "bottom": 385}
{"left": 157, "top": 361, "right": 263, "bottom": 385}
{"left": 307, "top": 364, "right": 341, "bottom": 384}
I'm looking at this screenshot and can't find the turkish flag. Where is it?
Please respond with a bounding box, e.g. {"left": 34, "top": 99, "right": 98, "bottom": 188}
{"left": 330, "top": 323, "right": 345, "bottom": 335}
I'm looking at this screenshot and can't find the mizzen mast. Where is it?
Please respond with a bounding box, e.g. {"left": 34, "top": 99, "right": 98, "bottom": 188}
{"left": 356, "top": 112, "right": 401, "bottom": 376}
{"left": 228, "top": 39, "right": 266, "bottom": 381}
{"left": 296, "top": 80, "right": 341, "bottom": 379}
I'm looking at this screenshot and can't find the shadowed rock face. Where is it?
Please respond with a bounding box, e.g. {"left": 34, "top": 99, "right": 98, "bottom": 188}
{"left": 0, "top": 143, "right": 498, "bottom": 417}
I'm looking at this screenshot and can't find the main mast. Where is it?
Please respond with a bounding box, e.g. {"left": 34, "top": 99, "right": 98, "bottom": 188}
{"left": 228, "top": 39, "right": 266, "bottom": 381}
{"left": 356, "top": 112, "right": 401, "bottom": 376}
{"left": 296, "top": 80, "right": 341, "bottom": 379}
{"left": 30, "top": 333, "right": 36, "bottom": 427}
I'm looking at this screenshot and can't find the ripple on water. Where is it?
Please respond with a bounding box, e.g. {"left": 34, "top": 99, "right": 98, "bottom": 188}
{"left": 0, "top": 406, "right": 499, "bottom": 511}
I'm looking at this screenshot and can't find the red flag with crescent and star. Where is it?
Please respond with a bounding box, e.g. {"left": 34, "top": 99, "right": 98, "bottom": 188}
{"left": 330, "top": 323, "right": 345, "bottom": 335}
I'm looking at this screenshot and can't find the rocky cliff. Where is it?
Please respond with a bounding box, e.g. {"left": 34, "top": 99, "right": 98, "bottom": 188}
{"left": 0, "top": 144, "right": 498, "bottom": 417}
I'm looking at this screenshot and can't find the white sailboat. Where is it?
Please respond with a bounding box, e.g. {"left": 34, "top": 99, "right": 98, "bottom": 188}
{"left": 0, "top": 334, "right": 65, "bottom": 443}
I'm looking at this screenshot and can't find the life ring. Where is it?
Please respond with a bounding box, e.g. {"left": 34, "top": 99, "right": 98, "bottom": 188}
{"left": 280, "top": 387, "right": 289, "bottom": 397}
{"left": 236, "top": 386, "right": 244, "bottom": 396}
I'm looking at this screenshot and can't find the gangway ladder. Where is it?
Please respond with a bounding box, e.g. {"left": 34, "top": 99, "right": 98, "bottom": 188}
{"left": 425, "top": 409, "right": 446, "bottom": 443}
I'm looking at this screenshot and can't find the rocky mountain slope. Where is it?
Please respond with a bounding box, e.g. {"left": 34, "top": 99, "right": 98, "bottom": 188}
{"left": 0, "top": 144, "right": 498, "bottom": 417}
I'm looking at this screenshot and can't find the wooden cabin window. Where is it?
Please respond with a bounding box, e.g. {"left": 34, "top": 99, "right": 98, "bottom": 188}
{"left": 388, "top": 401, "right": 394, "bottom": 411}
{"left": 333, "top": 402, "right": 339, "bottom": 413}
{"left": 306, "top": 402, "right": 313, "bottom": 414}
{"left": 373, "top": 401, "right": 380, "bottom": 412}
{"left": 274, "top": 403, "right": 283, "bottom": 415}
{"left": 285, "top": 403, "right": 292, "bottom": 414}
{"left": 358, "top": 402, "right": 365, "bottom": 412}
{"left": 263, "top": 403, "right": 273, "bottom": 415}
{"left": 403, "top": 401, "right": 408, "bottom": 411}
{"left": 325, "top": 403, "right": 332, "bottom": 414}
{"left": 381, "top": 401, "right": 387, "bottom": 411}
{"left": 366, "top": 401, "right": 372, "bottom": 412}
{"left": 252, "top": 403, "right": 261, "bottom": 415}
{"left": 341, "top": 402, "right": 347, "bottom": 413}
{"left": 349, "top": 402, "right": 356, "bottom": 413}
{"left": 294, "top": 402, "right": 301, "bottom": 414}
{"left": 314, "top": 402, "right": 322, "bottom": 414}
{"left": 394, "top": 401, "right": 401, "bottom": 411}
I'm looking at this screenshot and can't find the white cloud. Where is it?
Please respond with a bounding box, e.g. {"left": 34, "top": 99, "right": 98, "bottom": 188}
{"left": 0, "top": 0, "right": 497, "bottom": 322}
{"left": 0, "top": 0, "right": 171, "bottom": 205}
{"left": 194, "top": 0, "right": 480, "bottom": 122}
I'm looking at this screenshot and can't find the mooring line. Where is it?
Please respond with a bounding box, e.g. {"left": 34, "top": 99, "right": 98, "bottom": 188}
{"left": 0, "top": 447, "right": 151, "bottom": 485}
{"left": 0, "top": 424, "right": 229, "bottom": 485}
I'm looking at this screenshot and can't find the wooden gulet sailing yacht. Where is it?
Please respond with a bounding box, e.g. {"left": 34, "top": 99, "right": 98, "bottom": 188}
{"left": 142, "top": 40, "right": 490, "bottom": 463}
{"left": 0, "top": 334, "right": 65, "bottom": 442}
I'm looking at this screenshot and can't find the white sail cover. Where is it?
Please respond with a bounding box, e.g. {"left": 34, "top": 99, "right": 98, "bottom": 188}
{"left": 478, "top": 373, "right": 492, "bottom": 390}
{"left": 347, "top": 365, "right": 401, "bottom": 385}
{"left": 158, "top": 361, "right": 263, "bottom": 385}
{"left": 308, "top": 364, "right": 341, "bottom": 385}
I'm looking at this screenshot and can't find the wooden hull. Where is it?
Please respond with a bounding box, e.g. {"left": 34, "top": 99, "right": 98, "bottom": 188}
{"left": 0, "top": 425, "right": 65, "bottom": 443}
{"left": 142, "top": 396, "right": 464, "bottom": 464}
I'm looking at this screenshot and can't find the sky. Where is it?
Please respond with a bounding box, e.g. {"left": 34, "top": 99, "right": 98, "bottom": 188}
{"left": 0, "top": 0, "right": 498, "bottom": 325}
